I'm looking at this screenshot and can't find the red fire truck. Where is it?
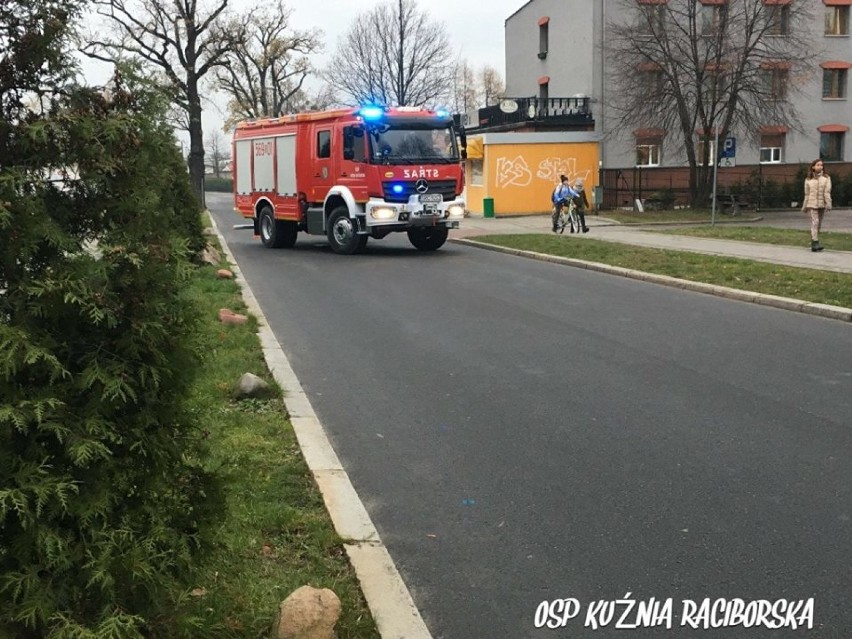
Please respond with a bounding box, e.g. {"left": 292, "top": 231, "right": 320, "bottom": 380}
{"left": 232, "top": 105, "right": 466, "bottom": 254}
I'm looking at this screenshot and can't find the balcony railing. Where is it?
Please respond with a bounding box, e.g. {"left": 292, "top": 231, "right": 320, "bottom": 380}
{"left": 473, "top": 97, "right": 593, "bottom": 130}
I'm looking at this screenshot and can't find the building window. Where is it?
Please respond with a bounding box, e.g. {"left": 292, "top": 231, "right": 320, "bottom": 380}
{"left": 765, "top": 5, "right": 790, "bottom": 35}
{"left": 539, "top": 82, "right": 549, "bottom": 102}
{"left": 701, "top": 69, "right": 726, "bottom": 102}
{"left": 539, "top": 21, "right": 548, "bottom": 58}
{"left": 637, "top": 5, "right": 666, "bottom": 36}
{"left": 760, "top": 147, "right": 782, "bottom": 163}
{"left": 823, "top": 68, "right": 848, "bottom": 98}
{"left": 825, "top": 6, "right": 850, "bottom": 36}
{"left": 470, "top": 159, "right": 484, "bottom": 186}
{"left": 759, "top": 133, "right": 785, "bottom": 164}
{"left": 820, "top": 132, "right": 845, "bottom": 161}
{"left": 637, "top": 61, "right": 667, "bottom": 93}
{"left": 641, "top": 69, "right": 666, "bottom": 95}
{"left": 702, "top": 4, "right": 728, "bottom": 35}
{"left": 762, "top": 68, "right": 789, "bottom": 100}
{"left": 696, "top": 138, "right": 717, "bottom": 166}
{"left": 636, "top": 144, "right": 661, "bottom": 167}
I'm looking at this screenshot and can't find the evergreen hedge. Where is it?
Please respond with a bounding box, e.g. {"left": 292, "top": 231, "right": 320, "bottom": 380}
{"left": 1, "top": 2, "right": 223, "bottom": 637}
{"left": 204, "top": 177, "right": 233, "bottom": 193}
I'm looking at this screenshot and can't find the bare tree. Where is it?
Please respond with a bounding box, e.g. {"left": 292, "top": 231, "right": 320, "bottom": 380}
{"left": 221, "top": 84, "right": 338, "bottom": 130}
{"left": 216, "top": 2, "right": 321, "bottom": 125}
{"left": 205, "top": 129, "right": 229, "bottom": 178}
{"left": 479, "top": 65, "right": 505, "bottom": 107}
{"left": 84, "top": 0, "right": 237, "bottom": 203}
{"left": 323, "top": 0, "right": 453, "bottom": 107}
{"left": 606, "top": 0, "right": 815, "bottom": 204}
{"left": 452, "top": 59, "right": 479, "bottom": 116}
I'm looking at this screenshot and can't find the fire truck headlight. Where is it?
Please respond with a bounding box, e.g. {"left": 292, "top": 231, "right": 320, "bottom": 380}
{"left": 448, "top": 204, "right": 465, "bottom": 218}
{"left": 371, "top": 206, "right": 397, "bottom": 220}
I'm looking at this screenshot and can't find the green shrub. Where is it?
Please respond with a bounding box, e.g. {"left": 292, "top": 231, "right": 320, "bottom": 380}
{"left": 0, "top": 3, "right": 222, "bottom": 636}
{"left": 829, "top": 170, "right": 850, "bottom": 207}
{"left": 204, "top": 176, "right": 233, "bottom": 193}
{"left": 649, "top": 188, "right": 675, "bottom": 209}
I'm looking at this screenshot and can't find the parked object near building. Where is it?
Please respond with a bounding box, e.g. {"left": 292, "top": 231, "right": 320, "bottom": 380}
{"left": 232, "top": 106, "right": 467, "bottom": 254}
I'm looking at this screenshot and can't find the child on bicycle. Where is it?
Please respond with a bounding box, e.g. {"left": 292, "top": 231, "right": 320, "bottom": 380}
{"left": 551, "top": 175, "right": 578, "bottom": 233}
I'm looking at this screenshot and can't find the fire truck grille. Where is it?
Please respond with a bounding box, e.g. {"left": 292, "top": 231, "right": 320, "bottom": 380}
{"left": 382, "top": 180, "right": 458, "bottom": 203}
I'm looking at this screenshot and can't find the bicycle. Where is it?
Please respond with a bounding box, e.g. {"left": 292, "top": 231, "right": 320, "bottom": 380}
{"left": 554, "top": 200, "right": 580, "bottom": 234}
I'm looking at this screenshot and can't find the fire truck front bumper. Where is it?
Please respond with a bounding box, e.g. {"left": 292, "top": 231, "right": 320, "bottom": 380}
{"left": 365, "top": 198, "right": 465, "bottom": 229}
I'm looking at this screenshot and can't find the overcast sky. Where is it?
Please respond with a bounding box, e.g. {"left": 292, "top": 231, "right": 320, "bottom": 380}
{"left": 79, "top": 0, "right": 525, "bottom": 143}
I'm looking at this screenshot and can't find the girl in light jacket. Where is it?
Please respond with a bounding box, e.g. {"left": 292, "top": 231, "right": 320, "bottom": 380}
{"left": 802, "top": 159, "right": 832, "bottom": 252}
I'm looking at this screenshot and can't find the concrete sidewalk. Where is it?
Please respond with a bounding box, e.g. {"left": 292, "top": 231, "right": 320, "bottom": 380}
{"left": 450, "top": 213, "right": 852, "bottom": 274}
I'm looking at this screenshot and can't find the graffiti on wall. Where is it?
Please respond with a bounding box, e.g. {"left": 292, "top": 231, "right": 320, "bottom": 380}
{"left": 537, "top": 157, "right": 591, "bottom": 186}
{"left": 496, "top": 156, "right": 533, "bottom": 188}
{"left": 495, "top": 155, "right": 591, "bottom": 189}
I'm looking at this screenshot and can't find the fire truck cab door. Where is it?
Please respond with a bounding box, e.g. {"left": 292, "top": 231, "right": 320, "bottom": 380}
{"left": 338, "top": 124, "right": 369, "bottom": 198}
{"left": 311, "top": 126, "right": 333, "bottom": 202}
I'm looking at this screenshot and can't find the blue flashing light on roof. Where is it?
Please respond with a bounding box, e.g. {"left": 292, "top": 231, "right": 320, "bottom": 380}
{"left": 358, "top": 106, "right": 384, "bottom": 120}
{"left": 391, "top": 184, "right": 404, "bottom": 194}
{"left": 435, "top": 109, "right": 450, "bottom": 118}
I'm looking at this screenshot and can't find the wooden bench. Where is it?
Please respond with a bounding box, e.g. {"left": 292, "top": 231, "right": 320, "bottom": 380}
{"left": 713, "top": 194, "right": 751, "bottom": 216}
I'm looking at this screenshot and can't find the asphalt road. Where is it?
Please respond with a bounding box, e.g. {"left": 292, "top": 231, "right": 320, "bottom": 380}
{"left": 207, "top": 193, "right": 852, "bottom": 638}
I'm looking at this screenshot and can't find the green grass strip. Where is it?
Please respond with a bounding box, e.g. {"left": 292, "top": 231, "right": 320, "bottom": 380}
{"left": 175, "top": 261, "right": 380, "bottom": 638}
{"left": 472, "top": 234, "right": 852, "bottom": 309}
{"left": 650, "top": 225, "right": 852, "bottom": 252}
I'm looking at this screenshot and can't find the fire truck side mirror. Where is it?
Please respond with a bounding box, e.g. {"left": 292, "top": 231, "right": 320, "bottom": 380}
{"left": 455, "top": 124, "right": 467, "bottom": 161}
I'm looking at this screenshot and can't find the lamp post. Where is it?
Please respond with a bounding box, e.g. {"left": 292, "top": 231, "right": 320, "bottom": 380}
{"left": 711, "top": 128, "right": 720, "bottom": 227}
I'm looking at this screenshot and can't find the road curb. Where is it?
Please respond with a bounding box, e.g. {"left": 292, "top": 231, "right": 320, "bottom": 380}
{"left": 451, "top": 238, "right": 852, "bottom": 323}
{"left": 207, "top": 214, "right": 433, "bottom": 639}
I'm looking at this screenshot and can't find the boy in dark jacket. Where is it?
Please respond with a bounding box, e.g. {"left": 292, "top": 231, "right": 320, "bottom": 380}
{"left": 571, "top": 179, "right": 590, "bottom": 233}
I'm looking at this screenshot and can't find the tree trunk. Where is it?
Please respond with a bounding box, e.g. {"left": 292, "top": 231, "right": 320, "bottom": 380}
{"left": 187, "top": 84, "right": 206, "bottom": 207}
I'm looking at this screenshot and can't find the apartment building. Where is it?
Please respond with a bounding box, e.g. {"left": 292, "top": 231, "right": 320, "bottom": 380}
{"left": 504, "top": 0, "right": 851, "bottom": 178}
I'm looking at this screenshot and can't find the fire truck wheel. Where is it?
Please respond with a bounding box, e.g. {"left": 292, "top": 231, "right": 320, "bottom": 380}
{"left": 279, "top": 222, "right": 298, "bottom": 248}
{"left": 407, "top": 227, "right": 449, "bottom": 251}
{"left": 258, "top": 205, "right": 294, "bottom": 249}
{"left": 327, "top": 207, "right": 361, "bottom": 255}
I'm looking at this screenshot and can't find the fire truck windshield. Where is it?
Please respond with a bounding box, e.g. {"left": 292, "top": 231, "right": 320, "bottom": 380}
{"left": 367, "top": 125, "right": 459, "bottom": 165}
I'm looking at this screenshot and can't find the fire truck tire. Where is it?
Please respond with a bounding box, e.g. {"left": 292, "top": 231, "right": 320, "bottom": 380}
{"left": 407, "top": 227, "right": 448, "bottom": 251}
{"left": 258, "top": 205, "right": 296, "bottom": 249}
{"left": 279, "top": 222, "right": 298, "bottom": 248}
{"left": 327, "top": 207, "right": 361, "bottom": 255}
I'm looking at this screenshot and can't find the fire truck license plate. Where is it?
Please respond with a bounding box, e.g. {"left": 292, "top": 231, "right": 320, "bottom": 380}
{"left": 419, "top": 193, "right": 442, "bottom": 204}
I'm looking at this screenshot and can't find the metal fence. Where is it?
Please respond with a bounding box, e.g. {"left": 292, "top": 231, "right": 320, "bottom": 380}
{"left": 599, "top": 163, "right": 852, "bottom": 210}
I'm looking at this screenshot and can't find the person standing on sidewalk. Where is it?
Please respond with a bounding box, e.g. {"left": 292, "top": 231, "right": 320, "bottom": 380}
{"left": 571, "top": 178, "right": 590, "bottom": 233}
{"left": 802, "top": 159, "right": 832, "bottom": 252}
